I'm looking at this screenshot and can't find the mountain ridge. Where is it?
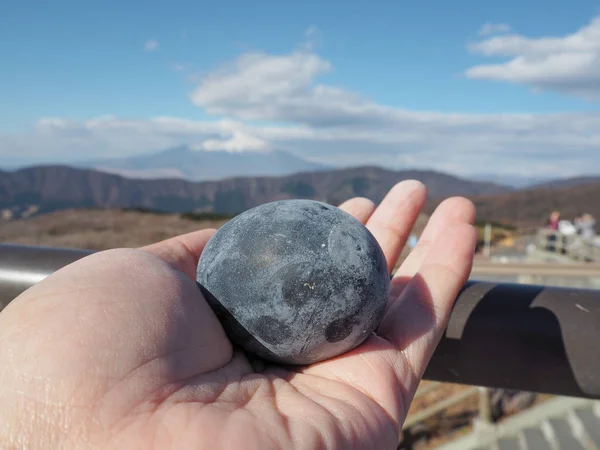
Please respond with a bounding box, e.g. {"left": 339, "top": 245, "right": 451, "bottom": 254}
{"left": 3, "top": 164, "right": 600, "bottom": 226}
{"left": 0, "top": 164, "right": 511, "bottom": 218}
{"left": 426, "top": 181, "right": 600, "bottom": 227}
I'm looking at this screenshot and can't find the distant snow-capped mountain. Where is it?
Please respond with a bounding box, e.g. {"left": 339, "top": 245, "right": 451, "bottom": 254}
{"left": 76, "top": 146, "right": 332, "bottom": 181}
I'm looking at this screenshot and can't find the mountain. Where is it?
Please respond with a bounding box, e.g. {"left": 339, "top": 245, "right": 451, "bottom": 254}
{"left": 0, "top": 165, "right": 511, "bottom": 219}
{"left": 427, "top": 182, "right": 600, "bottom": 228}
{"left": 472, "top": 173, "right": 554, "bottom": 188}
{"left": 5, "top": 163, "right": 600, "bottom": 228}
{"left": 76, "top": 146, "right": 332, "bottom": 181}
{"left": 472, "top": 174, "right": 600, "bottom": 189}
{"left": 529, "top": 176, "right": 600, "bottom": 190}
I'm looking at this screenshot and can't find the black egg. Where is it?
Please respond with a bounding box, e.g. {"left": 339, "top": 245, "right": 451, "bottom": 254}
{"left": 196, "top": 199, "right": 390, "bottom": 365}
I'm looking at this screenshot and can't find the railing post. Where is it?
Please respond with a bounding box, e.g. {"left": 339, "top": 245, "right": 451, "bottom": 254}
{"left": 478, "top": 387, "right": 492, "bottom": 424}
{"left": 472, "top": 386, "right": 495, "bottom": 444}
{"left": 483, "top": 223, "right": 492, "bottom": 258}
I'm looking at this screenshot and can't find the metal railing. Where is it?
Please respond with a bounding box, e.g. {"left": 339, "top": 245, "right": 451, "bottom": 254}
{"left": 0, "top": 244, "right": 93, "bottom": 309}
{"left": 403, "top": 384, "right": 484, "bottom": 430}
{"left": 535, "top": 228, "right": 600, "bottom": 262}
{"left": 400, "top": 382, "right": 498, "bottom": 449}
{"left": 2, "top": 244, "right": 600, "bottom": 400}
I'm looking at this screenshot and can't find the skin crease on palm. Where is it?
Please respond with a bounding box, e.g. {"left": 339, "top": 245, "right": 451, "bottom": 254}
{"left": 0, "top": 180, "right": 477, "bottom": 450}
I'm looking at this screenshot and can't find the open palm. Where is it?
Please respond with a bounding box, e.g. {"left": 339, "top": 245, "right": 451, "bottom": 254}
{"left": 0, "top": 180, "right": 476, "bottom": 450}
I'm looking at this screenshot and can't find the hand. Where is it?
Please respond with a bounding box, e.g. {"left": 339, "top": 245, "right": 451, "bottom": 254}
{"left": 0, "top": 181, "right": 476, "bottom": 450}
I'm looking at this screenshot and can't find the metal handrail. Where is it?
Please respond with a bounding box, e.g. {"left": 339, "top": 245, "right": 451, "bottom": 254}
{"left": 536, "top": 228, "right": 600, "bottom": 262}
{"left": 405, "top": 383, "right": 494, "bottom": 432}
{"left": 414, "top": 382, "right": 442, "bottom": 399}
{"left": 2, "top": 244, "right": 600, "bottom": 399}
{"left": 403, "top": 386, "right": 481, "bottom": 429}
{"left": 0, "top": 244, "right": 92, "bottom": 309}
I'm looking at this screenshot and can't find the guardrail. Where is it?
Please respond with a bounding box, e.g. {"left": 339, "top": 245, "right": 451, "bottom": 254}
{"left": 2, "top": 244, "right": 600, "bottom": 401}
{"left": 403, "top": 384, "right": 484, "bottom": 430}
{"left": 535, "top": 228, "right": 600, "bottom": 262}
{"left": 401, "top": 382, "right": 504, "bottom": 449}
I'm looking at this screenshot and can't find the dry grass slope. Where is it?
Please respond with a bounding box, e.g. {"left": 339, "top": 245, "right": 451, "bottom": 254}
{"left": 0, "top": 208, "right": 431, "bottom": 259}
{"left": 0, "top": 209, "right": 228, "bottom": 250}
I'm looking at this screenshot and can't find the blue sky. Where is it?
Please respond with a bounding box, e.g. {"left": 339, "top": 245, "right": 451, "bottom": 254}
{"left": 2, "top": 0, "right": 600, "bottom": 177}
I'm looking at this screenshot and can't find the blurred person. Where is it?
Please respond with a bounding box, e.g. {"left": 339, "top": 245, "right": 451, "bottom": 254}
{"left": 579, "top": 213, "right": 596, "bottom": 240}
{"left": 546, "top": 210, "right": 560, "bottom": 230}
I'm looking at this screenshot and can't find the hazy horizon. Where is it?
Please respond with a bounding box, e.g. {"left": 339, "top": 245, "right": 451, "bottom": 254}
{"left": 0, "top": 145, "right": 581, "bottom": 188}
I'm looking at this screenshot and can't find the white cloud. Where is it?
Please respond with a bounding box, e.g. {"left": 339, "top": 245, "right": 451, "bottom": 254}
{"left": 305, "top": 25, "right": 319, "bottom": 39}
{"left": 144, "top": 39, "right": 159, "bottom": 52}
{"left": 3, "top": 24, "right": 600, "bottom": 179}
{"left": 4, "top": 110, "right": 600, "bottom": 178}
{"left": 302, "top": 25, "right": 323, "bottom": 51}
{"left": 190, "top": 51, "right": 346, "bottom": 125}
{"left": 479, "top": 23, "right": 512, "bottom": 36}
{"left": 201, "top": 129, "right": 270, "bottom": 152}
{"left": 466, "top": 16, "right": 600, "bottom": 99}
{"left": 190, "top": 50, "right": 424, "bottom": 131}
